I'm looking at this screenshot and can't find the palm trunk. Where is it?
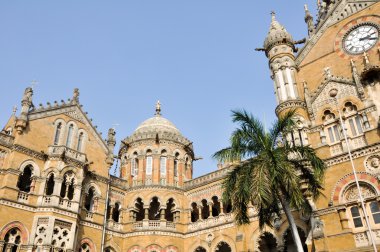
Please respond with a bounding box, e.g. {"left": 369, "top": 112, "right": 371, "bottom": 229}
{"left": 278, "top": 195, "right": 304, "bottom": 252}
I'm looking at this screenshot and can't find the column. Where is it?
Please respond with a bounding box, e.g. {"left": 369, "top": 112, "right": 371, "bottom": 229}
{"left": 337, "top": 207, "right": 349, "bottom": 230}
{"left": 160, "top": 208, "right": 166, "bottom": 220}
{"left": 198, "top": 204, "right": 203, "bottom": 220}
{"left": 220, "top": 203, "right": 224, "bottom": 215}
{"left": 144, "top": 206, "right": 149, "bottom": 220}
{"left": 208, "top": 204, "right": 213, "bottom": 218}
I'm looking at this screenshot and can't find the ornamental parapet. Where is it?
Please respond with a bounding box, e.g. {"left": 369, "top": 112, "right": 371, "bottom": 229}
{"left": 110, "top": 175, "right": 129, "bottom": 190}
{"left": 122, "top": 130, "right": 192, "bottom": 147}
{"left": 48, "top": 145, "right": 87, "bottom": 163}
{"left": 188, "top": 213, "right": 234, "bottom": 232}
{"left": 184, "top": 167, "right": 231, "bottom": 190}
{"left": 0, "top": 133, "right": 14, "bottom": 148}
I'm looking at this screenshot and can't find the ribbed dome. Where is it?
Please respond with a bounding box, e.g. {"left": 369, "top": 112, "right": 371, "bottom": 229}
{"left": 263, "top": 13, "right": 294, "bottom": 50}
{"left": 134, "top": 115, "right": 181, "bottom": 135}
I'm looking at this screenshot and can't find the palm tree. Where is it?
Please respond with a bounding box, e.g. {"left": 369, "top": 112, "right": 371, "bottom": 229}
{"left": 213, "top": 109, "right": 326, "bottom": 252}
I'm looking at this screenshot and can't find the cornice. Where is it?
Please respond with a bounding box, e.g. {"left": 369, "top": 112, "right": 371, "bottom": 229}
{"left": 12, "top": 144, "right": 47, "bottom": 160}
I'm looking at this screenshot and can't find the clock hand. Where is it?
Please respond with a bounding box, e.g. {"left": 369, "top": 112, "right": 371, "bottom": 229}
{"left": 359, "top": 36, "right": 378, "bottom": 41}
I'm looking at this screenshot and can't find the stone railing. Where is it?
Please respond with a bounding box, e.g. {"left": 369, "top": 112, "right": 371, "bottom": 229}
{"left": 330, "top": 142, "right": 343, "bottom": 156}
{"left": 110, "top": 176, "right": 128, "bottom": 189}
{"left": 354, "top": 229, "right": 380, "bottom": 247}
{"left": 48, "top": 145, "right": 86, "bottom": 163}
{"left": 0, "top": 132, "right": 14, "bottom": 147}
{"left": 17, "top": 191, "right": 29, "bottom": 203}
{"left": 188, "top": 213, "right": 234, "bottom": 232}
{"left": 85, "top": 211, "right": 94, "bottom": 220}
{"left": 133, "top": 220, "right": 176, "bottom": 231}
{"left": 59, "top": 198, "right": 73, "bottom": 210}
{"left": 107, "top": 220, "right": 122, "bottom": 231}
{"left": 184, "top": 167, "right": 231, "bottom": 189}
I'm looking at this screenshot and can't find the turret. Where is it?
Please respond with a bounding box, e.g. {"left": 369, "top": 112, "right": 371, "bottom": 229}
{"left": 257, "top": 13, "right": 304, "bottom": 116}
{"left": 15, "top": 87, "right": 34, "bottom": 134}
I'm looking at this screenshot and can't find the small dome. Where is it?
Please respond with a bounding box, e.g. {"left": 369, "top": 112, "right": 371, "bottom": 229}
{"left": 134, "top": 115, "right": 181, "bottom": 135}
{"left": 263, "top": 12, "right": 294, "bottom": 51}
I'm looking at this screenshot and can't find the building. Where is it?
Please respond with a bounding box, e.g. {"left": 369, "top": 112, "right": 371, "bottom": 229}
{"left": 0, "top": 0, "right": 380, "bottom": 251}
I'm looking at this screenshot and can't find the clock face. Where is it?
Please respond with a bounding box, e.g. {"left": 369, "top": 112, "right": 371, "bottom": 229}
{"left": 343, "top": 24, "right": 379, "bottom": 54}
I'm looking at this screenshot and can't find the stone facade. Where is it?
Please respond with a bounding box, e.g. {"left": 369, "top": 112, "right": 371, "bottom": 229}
{"left": 1, "top": 1, "right": 380, "bottom": 251}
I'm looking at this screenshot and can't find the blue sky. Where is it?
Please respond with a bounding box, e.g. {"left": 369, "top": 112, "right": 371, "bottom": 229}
{"left": 0, "top": 1, "right": 317, "bottom": 177}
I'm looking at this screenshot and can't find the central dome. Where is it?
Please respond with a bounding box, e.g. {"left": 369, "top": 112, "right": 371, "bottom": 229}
{"left": 134, "top": 115, "right": 181, "bottom": 135}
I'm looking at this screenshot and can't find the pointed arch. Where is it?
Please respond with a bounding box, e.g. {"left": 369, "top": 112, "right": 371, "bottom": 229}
{"left": 0, "top": 221, "right": 29, "bottom": 244}
{"left": 211, "top": 234, "right": 236, "bottom": 252}
{"left": 78, "top": 238, "right": 97, "bottom": 252}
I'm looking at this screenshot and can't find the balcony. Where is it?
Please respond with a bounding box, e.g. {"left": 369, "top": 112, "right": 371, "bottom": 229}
{"left": 188, "top": 213, "right": 234, "bottom": 232}
{"left": 107, "top": 220, "right": 122, "bottom": 231}
{"left": 48, "top": 145, "right": 86, "bottom": 163}
{"left": 133, "top": 220, "right": 176, "bottom": 231}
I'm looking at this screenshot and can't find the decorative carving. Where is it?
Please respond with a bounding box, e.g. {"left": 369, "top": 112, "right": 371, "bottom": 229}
{"left": 275, "top": 100, "right": 306, "bottom": 116}
{"left": 344, "top": 184, "right": 376, "bottom": 202}
{"left": 365, "top": 154, "right": 380, "bottom": 173}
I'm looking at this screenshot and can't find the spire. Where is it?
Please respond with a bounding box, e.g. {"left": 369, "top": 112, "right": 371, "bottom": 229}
{"left": 106, "top": 128, "right": 116, "bottom": 166}
{"left": 262, "top": 12, "right": 294, "bottom": 52}
{"left": 155, "top": 100, "right": 161, "bottom": 116}
{"left": 15, "top": 87, "right": 34, "bottom": 134}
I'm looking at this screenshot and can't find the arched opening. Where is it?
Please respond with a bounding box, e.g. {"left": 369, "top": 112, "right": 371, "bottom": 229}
{"left": 201, "top": 199, "right": 209, "bottom": 219}
{"left": 112, "top": 202, "right": 121, "bottom": 222}
{"left": 17, "top": 165, "right": 33, "bottom": 192}
{"left": 135, "top": 198, "right": 144, "bottom": 221}
{"left": 258, "top": 232, "right": 277, "bottom": 252}
{"left": 160, "top": 150, "right": 167, "bottom": 176}
{"left": 194, "top": 247, "right": 206, "bottom": 252}
{"left": 212, "top": 196, "right": 221, "bottom": 217}
{"left": 45, "top": 173, "right": 55, "bottom": 195}
{"left": 215, "top": 241, "right": 231, "bottom": 252}
{"left": 106, "top": 200, "right": 111, "bottom": 220}
{"left": 165, "top": 198, "right": 175, "bottom": 222}
{"left": 146, "top": 150, "right": 153, "bottom": 176}
{"left": 191, "top": 202, "right": 199, "bottom": 222}
{"left": 84, "top": 187, "right": 95, "bottom": 212}
{"left": 283, "top": 227, "right": 308, "bottom": 252}
{"left": 174, "top": 153, "right": 179, "bottom": 178}
{"left": 60, "top": 172, "right": 75, "bottom": 200}
{"left": 149, "top": 197, "right": 160, "bottom": 220}
{"left": 223, "top": 200, "right": 232, "bottom": 214}
{"left": 2, "top": 228, "right": 22, "bottom": 252}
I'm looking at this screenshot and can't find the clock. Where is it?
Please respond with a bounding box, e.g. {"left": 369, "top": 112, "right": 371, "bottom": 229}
{"left": 343, "top": 24, "right": 379, "bottom": 54}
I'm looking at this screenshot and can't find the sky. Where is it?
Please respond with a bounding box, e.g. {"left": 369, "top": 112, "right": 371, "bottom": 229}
{"left": 0, "top": 1, "right": 317, "bottom": 178}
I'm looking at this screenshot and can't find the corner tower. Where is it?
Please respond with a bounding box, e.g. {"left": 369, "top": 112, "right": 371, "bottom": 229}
{"left": 118, "top": 101, "right": 194, "bottom": 188}
{"left": 258, "top": 13, "right": 306, "bottom": 117}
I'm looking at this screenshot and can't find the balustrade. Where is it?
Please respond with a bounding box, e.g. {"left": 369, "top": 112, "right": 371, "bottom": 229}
{"left": 188, "top": 213, "right": 233, "bottom": 231}
{"left": 17, "top": 191, "right": 29, "bottom": 203}
{"left": 48, "top": 145, "right": 86, "bottom": 163}
{"left": 132, "top": 220, "right": 176, "bottom": 231}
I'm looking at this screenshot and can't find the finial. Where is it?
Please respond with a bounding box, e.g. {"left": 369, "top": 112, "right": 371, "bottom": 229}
{"left": 155, "top": 100, "right": 161, "bottom": 116}
{"left": 270, "top": 11, "right": 276, "bottom": 21}
{"left": 304, "top": 4, "right": 308, "bottom": 11}
{"left": 31, "top": 80, "right": 38, "bottom": 90}
{"left": 12, "top": 106, "right": 17, "bottom": 115}
{"left": 72, "top": 88, "right": 80, "bottom": 104}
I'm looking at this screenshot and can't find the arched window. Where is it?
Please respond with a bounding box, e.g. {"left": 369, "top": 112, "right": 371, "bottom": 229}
{"left": 66, "top": 124, "right": 74, "bottom": 147}
{"left": 215, "top": 241, "right": 232, "bottom": 252}
{"left": 45, "top": 173, "right": 55, "bottom": 195}
{"left": 131, "top": 152, "right": 138, "bottom": 177}
{"left": 370, "top": 201, "right": 380, "bottom": 224}
{"left": 223, "top": 200, "right": 232, "bottom": 214}
{"left": 174, "top": 159, "right": 178, "bottom": 177}
{"left": 160, "top": 151, "right": 167, "bottom": 176}
{"left": 135, "top": 198, "right": 144, "bottom": 221}
{"left": 54, "top": 122, "right": 62, "bottom": 145}
{"left": 350, "top": 206, "right": 363, "bottom": 228}
{"left": 201, "top": 199, "right": 209, "bottom": 219}
{"left": 106, "top": 200, "right": 111, "bottom": 220}
{"left": 146, "top": 150, "right": 153, "bottom": 176}
{"left": 149, "top": 197, "right": 160, "bottom": 220}
{"left": 112, "top": 202, "right": 121, "bottom": 222}
{"left": 85, "top": 187, "right": 95, "bottom": 212}
{"left": 77, "top": 132, "right": 84, "bottom": 152}
{"left": 79, "top": 243, "right": 91, "bottom": 252}
{"left": 2, "top": 228, "right": 22, "bottom": 252}
{"left": 17, "top": 165, "right": 33, "bottom": 192}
